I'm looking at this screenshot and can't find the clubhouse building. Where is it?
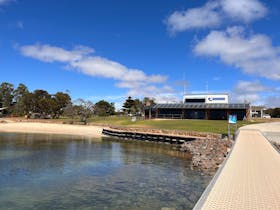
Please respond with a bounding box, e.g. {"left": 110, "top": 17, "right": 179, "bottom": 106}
{"left": 145, "top": 93, "right": 250, "bottom": 120}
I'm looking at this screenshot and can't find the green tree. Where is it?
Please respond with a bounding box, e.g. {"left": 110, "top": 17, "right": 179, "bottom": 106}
{"left": 0, "top": 82, "right": 14, "bottom": 113}
{"left": 12, "top": 83, "right": 29, "bottom": 115}
{"left": 95, "top": 100, "right": 115, "bottom": 116}
{"left": 271, "top": 108, "right": 280, "bottom": 118}
{"left": 122, "top": 96, "right": 156, "bottom": 115}
{"left": 21, "top": 90, "right": 51, "bottom": 116}
{"left": 143, "top": 97, "right": 156, "bottom": 107}
{"left": 22, "top": 92, "right": 34, "bottom": 114}
{"left": 122, "top": 96, "right": 135, "bottom": 114}
{"left": 33, "top": 90, "right": 51, "bottom": 114}
{"left": 21, "top": 89, "right": 71, "bottom": 118}
{"left": 133, "top": 99, "right": 143, "bottom": 115}
{"left": 51, "top": 92, "right": 71, "bottom": 118}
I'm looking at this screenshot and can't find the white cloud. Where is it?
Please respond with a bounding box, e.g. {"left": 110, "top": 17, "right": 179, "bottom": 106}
{"left": 115, "top": 83, "right": 178, "bottom": 105}
{"left": 0, "top": 0, "right": 13, "bottom": 5}
{"left": 212, "top": 76, "right": 221, "bottom": 81}
{"left": 166, "top": 0, "right": 267, "bottom": 32}
{"left": 20, "top": 44, "right": 94, "bottom": 63}
{"left": 231, "top": 80, "right": 279, "bottom": 106}
{"left": 116, "top": 81, "right": 145, "bottom": 89}
{"left": 231, "top": 80, "right": 268, "bottom": 104}
{"left": 70, "top": 57, "right": 166, "bottom": 83}
{"left": 122, "top": 83, "right": 180, "bottom": 104}
{"left": 194, "top": 27, "right": 280, "bottom": 80}
{"left": 17, "top": 21, "right": 24, "bottom": 29}
{"left": 234, "top": 80, "right": 270, "bottom": 93}
{"left": 233, "top": 93, "right": 261, "bottom": 104}
{"left": 19, "top": 43, "right": 168, "bottom": 98}
{"left": 166, "top": 1, "right": 221, "bottom": 32}
{"left": 87, "top": 94, "right": 125, "bottom": 103}
{"left": 126, "top": 84, "right": 175, "bottom": 98}
{"left": 264, "top": 96, "right": 280, "bottom": 108}
{"left": 154, "top": 94, "right": 181, "bottom": 104}
{"left": 70, "top": 56, "right": 128, "bottom": 80}
{"left": 221, "top": 0, "right": 267, "bottom": 22}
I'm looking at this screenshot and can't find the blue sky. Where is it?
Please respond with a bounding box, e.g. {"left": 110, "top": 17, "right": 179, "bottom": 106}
{"left": 1, "top": 0, "right": 280, "bottom": 108}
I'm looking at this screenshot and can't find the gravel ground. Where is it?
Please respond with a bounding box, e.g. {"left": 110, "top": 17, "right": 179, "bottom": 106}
{"left": 263, "top": 132, "right": 280, "bottom": 152}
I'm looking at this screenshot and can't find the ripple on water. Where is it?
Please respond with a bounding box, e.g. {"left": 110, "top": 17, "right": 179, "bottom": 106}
{"left": 0, "top": 133, "right": 211, "bottom": 210}
{"left": 0, "top": 150, "right": 31, "bottom": 160}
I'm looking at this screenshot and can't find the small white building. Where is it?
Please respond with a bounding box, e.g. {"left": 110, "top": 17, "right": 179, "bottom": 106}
{"left": 250, "top": 106, "right": 270, "bottom": 118}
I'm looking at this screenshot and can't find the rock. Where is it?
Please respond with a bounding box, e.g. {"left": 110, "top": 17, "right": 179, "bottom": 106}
{"left": 107, "top": 126, "right": 230, "bottom": 175}
{"left": 180, "top": 138, "right": 233, "bottom": 175}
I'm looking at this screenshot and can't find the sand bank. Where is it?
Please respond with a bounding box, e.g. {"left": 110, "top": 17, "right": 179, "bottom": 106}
{"left": 0, "top": 122, "right": 103, "bottom": 138}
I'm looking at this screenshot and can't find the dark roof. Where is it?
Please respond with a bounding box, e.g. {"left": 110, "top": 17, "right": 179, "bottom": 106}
{"left": 147, "top": 103, "right": 250, "bottom": 110}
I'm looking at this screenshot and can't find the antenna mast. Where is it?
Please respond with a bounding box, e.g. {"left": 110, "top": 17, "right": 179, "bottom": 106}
{"left": 183, "top": 72, "right": 186, "bottom": 95}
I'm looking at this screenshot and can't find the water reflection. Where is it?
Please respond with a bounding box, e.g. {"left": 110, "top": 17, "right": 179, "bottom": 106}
{"left": 0, "top": 133, "right": 210, "bottom": 210}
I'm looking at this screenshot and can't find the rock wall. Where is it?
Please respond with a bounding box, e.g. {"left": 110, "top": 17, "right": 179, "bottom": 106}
{"left": 109, "top": 126, "right": 222, "bottom": 139}
{"left": 106, "top": 126, "right": 232, "bottom": 176}
{"left": 180, "top": 139, "right": 233, "bottom": 175}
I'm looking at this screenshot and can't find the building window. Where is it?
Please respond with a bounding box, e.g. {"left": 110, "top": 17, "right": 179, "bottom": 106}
{"left": 185, "top": 98, "right": 205, "bottom": 103}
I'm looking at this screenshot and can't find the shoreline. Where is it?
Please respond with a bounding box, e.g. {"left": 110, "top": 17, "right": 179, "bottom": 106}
{"left": 0, "top": 121, "right": 103, "bottom": 138}
{"left": 0, "top": 120, "right": 233, "bottom": 175}
{"left": 103, "top": 127, "right": 233, "bottom": 175}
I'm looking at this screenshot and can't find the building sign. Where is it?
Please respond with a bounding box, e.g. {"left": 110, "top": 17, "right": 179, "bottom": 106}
{"left": 228, "top": 115, "right": 237, "bottom": 124}
{"left": 205, "top": 94, "right": 229, "bottom": 104}
{"left": 208, "top": 97, "right": 226, "bottom": 102}
{"left": 183, "top": 94, "right": 229, "bottom": 104}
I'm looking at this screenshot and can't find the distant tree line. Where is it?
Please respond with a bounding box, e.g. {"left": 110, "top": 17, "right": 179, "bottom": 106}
{"left": 0, "top": 82, "right": 156, "bottom": 120}
{"left": 266, "top": 108, "right": 280, "bottom": 118}
{"left": 0, "top": 82, "right": 71, "bottom": 118}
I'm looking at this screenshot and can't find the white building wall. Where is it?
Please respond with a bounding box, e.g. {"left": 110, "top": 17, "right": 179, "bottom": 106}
{"left": 205, "top": 94, "right": 228, "bottom": 104}
{"left": 183, "top": 94, "right": 229, "bottom": 104}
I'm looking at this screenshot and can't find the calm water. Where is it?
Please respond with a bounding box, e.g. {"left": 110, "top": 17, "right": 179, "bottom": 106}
{"left": 0, "top": 133, "right": 211, "bottom": 210}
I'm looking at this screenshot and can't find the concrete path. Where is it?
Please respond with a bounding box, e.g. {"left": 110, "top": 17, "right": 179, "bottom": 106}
{"left": 195, "top": 123, "right": 280, "bottom": 210}
{"left": 240, "top": 122, "right": 280, "bottom": 144}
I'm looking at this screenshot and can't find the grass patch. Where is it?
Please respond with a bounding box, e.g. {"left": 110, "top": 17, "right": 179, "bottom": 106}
{"left": 11, "top": 115, "right": 273, "bottom": 135}
{"left": 85, "top": 116, "right": 255, "bottom": 135}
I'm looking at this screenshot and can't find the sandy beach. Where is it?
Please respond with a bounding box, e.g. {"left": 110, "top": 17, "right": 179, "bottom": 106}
{"left": 0, "top": 121, "right": 103, "bottom": 138}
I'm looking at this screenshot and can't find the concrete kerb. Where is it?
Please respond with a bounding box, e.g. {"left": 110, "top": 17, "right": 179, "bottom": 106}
{"left": 193, "top": 129, "right": 240, "bottom": 210}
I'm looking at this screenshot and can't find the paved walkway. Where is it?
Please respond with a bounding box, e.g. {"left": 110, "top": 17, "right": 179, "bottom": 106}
{"left": 195, "top": 123, "right": 280, "bottom": 210}
{"left": 241, "top": 122, "right": 280, "bottom": 144}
